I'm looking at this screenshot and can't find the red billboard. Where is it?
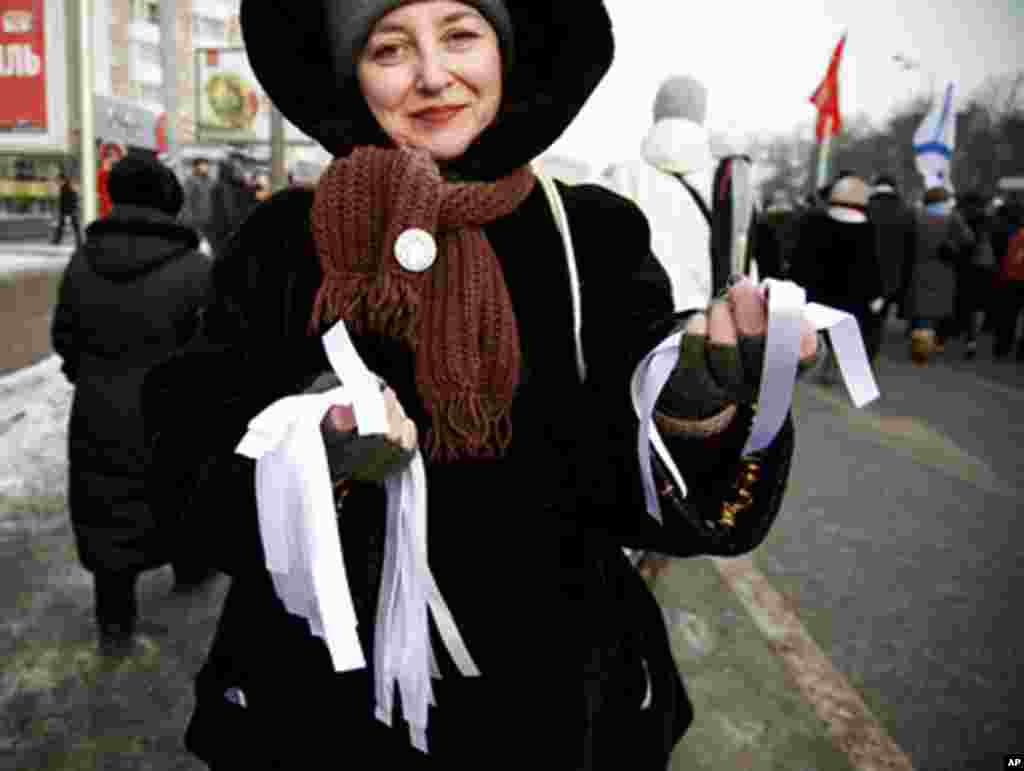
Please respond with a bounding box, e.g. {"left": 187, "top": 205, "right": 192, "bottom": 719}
{"left": 0, "top": 0, "right": 47, "bottom": 133}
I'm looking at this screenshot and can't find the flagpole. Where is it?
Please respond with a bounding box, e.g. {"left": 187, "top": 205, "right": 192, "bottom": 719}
{"left": 809, "top": 32, "right": 845, "bottom": 198}
{"left": 816, "top": 115, "right": 833, "bottom": 191}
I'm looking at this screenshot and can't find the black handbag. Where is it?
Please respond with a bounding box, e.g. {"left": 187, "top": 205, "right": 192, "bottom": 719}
{"left": 650, "top": 406, "right": 793, "bottom": 558}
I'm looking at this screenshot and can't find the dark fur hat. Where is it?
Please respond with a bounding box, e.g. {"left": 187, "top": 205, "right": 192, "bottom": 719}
{"left": 239, "top": 1, "right": 614, "bottom": 180}
{"left": 108, "top": 153, "right": 184, "bottom": 217}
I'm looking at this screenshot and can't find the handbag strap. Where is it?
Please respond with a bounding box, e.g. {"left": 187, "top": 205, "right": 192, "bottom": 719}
{"left": 534, "top": 167, "right": 587, "bottom": 383}
{"left": 671, "top": 172, "right": 713, "bottom": 227}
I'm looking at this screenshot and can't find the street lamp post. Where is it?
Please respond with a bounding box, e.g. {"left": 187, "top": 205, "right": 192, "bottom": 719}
{"left": 78, "top": 0, "right": 97, "bottom": 225}
{"left": 270, "top": 105, "right": 287, "bottom": 192}
{"left": 160, "top": 0, "right": 178, "bottom": 161}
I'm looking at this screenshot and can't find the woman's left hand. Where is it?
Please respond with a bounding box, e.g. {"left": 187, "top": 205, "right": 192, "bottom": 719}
{"left": 658, "top": 277, "right": 820, "bottom": 423}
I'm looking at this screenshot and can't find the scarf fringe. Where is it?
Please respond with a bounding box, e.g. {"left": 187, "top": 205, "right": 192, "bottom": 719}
{"left": 425, "top": 391, "right": 513, "bottom": 461}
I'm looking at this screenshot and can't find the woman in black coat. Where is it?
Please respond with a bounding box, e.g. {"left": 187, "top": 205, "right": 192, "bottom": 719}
{"left": 207, "top": 157, "right": 257, "bottom": 260}
{"left": 948, "top": 191, "right": 997, "bottom": 359}
{"left": 142, "top": 2, "right": 819, "bottom": 767}
{"left": 51, "top": 153, "right": 213, "bottom": 654}
{"left": 790, "top": 176, "right": 885, "bottom": 364}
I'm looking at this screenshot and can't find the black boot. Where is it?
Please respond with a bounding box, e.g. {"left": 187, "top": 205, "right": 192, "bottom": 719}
{"left": 95, "top": 571, "right": 140, "bottom": 657}
{"left": 171, "top": 562, "right": 218, "bottom": 593}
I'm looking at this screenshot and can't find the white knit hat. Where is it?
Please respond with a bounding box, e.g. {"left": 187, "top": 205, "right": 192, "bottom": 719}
{"left": 652, "top": 75, "right": 708, "bottom": 125}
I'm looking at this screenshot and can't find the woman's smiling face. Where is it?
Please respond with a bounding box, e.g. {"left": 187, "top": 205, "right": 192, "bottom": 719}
{"left": 356, "top": 1, "right": 503, "bottom": 161}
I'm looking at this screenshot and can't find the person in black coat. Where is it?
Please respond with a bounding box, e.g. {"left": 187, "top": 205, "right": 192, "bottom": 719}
{"left": 755, "top": 192, "right": 797, "bottom": 280}
{"left": 50, "top": 153, "right": 214, "bottom": 655}
{"left": 142, "top": 2, "right": 820, "bottom": 767}
{"left": 991, "top": 195, "right": 1024, "bottom": 359}
{"left": 947, "top": 191, "right": 998, "bottom": 359}
{"left": 51, "top": 173, "right": 82, "bottom": 247}
{"left": 790, "top": 175, "right": 885, "bottom": 368}
{"left": 867, "top": 175, "right": 916, "bottom": 330}
{"left": 207, "top": 156, "right": 257, "bottom": 260}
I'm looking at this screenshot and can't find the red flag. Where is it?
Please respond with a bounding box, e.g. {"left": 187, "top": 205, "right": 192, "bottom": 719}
{"left": 809, "top": 34, "right": 846, "bottom": 142}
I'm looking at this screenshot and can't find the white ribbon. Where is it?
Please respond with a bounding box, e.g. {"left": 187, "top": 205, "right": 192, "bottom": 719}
{"left": 631, "top": 278, "right": 880, "bottom": 522}
{"left": 236, "top": 388, "right": 366, "bottom": 671}
{"left": 630, "top": 331, "right": 689, "bottom": 523}
{"left": 235, "top": 321, "right": 478, "bottom": 753}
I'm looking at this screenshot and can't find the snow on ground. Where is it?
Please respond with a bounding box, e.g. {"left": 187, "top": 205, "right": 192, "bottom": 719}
{"left": 0, "top": 355, "right": 72, "bottom": 500}
{"left": 0, "top": 255, "right": 70, "bottom": 275}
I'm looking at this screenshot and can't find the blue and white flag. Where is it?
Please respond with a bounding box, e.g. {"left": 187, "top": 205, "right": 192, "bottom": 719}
{"left": 913, "top": 82, "right": 956, "bottom": 191}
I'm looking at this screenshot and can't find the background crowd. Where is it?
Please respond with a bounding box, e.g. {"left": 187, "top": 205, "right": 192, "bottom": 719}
{"left": 51, "top": 152, "right": 278, "bottom": 261}
{"left": 754, "top": 173, "right": 1024, "bottom": 367}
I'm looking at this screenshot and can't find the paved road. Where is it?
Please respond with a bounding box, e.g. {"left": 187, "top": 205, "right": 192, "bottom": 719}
{"left": 748, "top": 319, "right": 1024, "bottom": 770}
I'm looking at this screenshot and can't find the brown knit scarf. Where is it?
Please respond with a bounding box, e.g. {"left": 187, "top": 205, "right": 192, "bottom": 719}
{"left": 310, "top": 146, "right": 537, "bottom": 461}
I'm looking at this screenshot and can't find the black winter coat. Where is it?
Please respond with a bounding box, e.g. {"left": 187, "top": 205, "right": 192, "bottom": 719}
{"left": 990, "top": 203, "right": 1024, "bottom": 267}
{"left": 207, "top": 164, "right": 257, "bottom": 259}
{"left": 754, "top": 208, "right": 797, "bottom": 280}
{"left": 867, "top": 192, "right": 917, "bottom": 300}
{"left": 143, "top": 183, "right": 795, "bottom": 770}
{"left": 789, "top": 209, "right": 884, "bottom": 319}
{"left": 51, "top": 205, "right": 212, "bottom": 574}
{"left": 58, "top": 181, "right": 79, "bottom": 217}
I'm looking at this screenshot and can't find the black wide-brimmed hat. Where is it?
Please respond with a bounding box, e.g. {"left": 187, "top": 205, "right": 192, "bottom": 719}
{"left": 240, "top": 1, "right": 614, "bottom": 180}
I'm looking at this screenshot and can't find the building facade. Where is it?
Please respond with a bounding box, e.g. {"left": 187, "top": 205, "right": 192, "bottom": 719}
{"left": 0, "top": 0, "right": 244, "bottom": 227}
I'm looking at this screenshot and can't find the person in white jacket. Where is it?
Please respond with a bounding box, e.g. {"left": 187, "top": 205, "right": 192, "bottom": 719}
{"left": 596, "top": 75, "right": 717, "bottom": 313}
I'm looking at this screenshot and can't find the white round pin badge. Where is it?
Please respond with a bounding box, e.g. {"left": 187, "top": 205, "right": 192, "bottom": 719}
{"left": 394, "top": 228, "right": 437, "bottom": 272}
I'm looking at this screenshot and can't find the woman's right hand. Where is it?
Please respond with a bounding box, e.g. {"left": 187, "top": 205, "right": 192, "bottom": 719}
{"left": 307, "top": 373, "right": 418, "bottom": 484}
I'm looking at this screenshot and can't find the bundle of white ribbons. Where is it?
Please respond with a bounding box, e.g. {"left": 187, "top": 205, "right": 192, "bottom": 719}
{"left": 235, "top": 321, "right": 479, "bottom": 754}
{"left": 631, "top": 278, "right": 881, "bottom": 522}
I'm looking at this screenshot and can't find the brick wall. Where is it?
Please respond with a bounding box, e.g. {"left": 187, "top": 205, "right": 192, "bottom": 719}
{"left": 173, "top": 0, "right": 195, "bottom": 143}
{"left": 109, "top": 0, "right": 131, "bottom": 99}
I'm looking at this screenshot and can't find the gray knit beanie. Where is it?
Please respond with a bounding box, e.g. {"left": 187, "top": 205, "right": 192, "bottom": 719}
{"left": 653, "top": 75, "right": 708, "bottom": 125}
{"left": 326, "top": 0, "right": 515, "bottom": 79}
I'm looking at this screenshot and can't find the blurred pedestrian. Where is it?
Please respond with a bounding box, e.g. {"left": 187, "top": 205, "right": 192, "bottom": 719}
{"left": 789, "top": 175, "right": 885, "bottom": 375}
{"left": 180, "top": 157, "right": 217, "bottom": 253}
{"left": 755, "top": 190, "right": 797, "bottom": 280}
{"left": 51, "top": 173, "right": 81, "bottom": 248}
{"left": 595, "top": 74, "right": 734, "bottom": 579}
{"left": 207, "top": 154, "right": 256, "bottom": 259}
{"left": 949, "top": 191, "right": 998, "bottom": 360}
{"left": 866, "top": 175, "right": 917, "bottom": 347}
{"left": 903, "top": 186, "right": 975, "bottom": 365}
{"left": 991, "top": 193, "right": 1024, "bottom": 360}
{"left": 50, "top": 153, "right": 215, "bottom": 656}
{"left": 596, "top": 74, "right": 716, "bottom": 312}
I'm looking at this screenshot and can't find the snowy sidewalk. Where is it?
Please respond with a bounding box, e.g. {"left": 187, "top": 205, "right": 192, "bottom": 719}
{"left": 0, "top": 245, "right": 72, "bottom": 277}
{"left": 0, "top": 356, "right": 72, "bottom": 499}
